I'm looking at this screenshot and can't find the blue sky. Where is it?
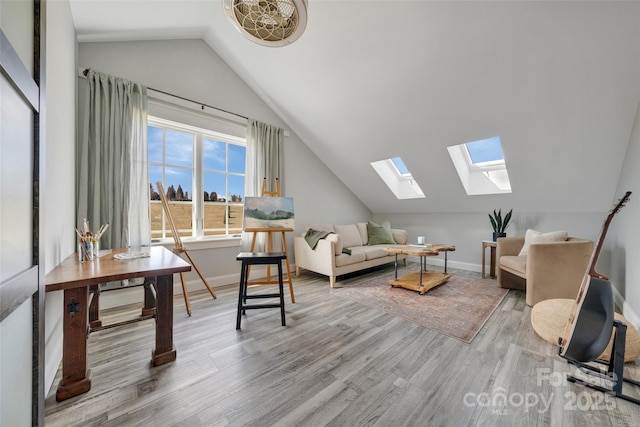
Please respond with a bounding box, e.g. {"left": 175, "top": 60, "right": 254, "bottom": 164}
{"left": 148, "top": 126, "right": 246, "bottom": 199}
{"left": 465, "top": 136, "right": 504, "bottom": 164}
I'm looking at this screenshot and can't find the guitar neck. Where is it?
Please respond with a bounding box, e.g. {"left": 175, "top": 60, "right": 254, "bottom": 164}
{"left": 587, "top": 191, "right": 631, "bottom": 279}
{"left": 587, "top": 221, "right": 611, "bottom": 279}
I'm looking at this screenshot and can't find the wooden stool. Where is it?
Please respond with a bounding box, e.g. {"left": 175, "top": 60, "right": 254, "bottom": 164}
{"left": 236, "top": 252, "right": 287, "bottom": 330}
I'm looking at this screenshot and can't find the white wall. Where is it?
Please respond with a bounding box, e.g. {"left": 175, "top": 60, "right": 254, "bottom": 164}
{"left": 607, "top": 102, "right": 640, "bottom": 328}
{"left": 373, "top": 211, "right": 604, "bottom": 272}
{"left": 77, "top": 39, "right": 370, "bottom": 289}
{"left": 43, "top": 0, "right": 78, "bottom": 396}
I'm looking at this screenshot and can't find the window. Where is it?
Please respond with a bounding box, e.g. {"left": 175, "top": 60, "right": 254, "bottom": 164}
{"left": 370, "top": 156, "right": 425, "bottom": 199}
{"left": 447, "top": 136, "right": 512, "bottom": 195}
{"left": 148, "top": 117, "right": 246, "bottom": 241}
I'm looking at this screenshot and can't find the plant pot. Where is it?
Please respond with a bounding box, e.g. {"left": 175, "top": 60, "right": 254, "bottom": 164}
{"left": 492, "top": 232, "right": 506, "bottom": 242}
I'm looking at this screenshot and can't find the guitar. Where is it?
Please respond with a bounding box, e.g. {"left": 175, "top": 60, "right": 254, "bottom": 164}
{"left": 559, "top": 191, "right": 631, "bottom": 363}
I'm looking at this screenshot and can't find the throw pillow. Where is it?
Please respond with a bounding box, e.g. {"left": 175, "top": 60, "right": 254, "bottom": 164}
{"left": 518, "top": 229, "right": 568, "bottom": 256}
{"left": 367, "top": 220, "right": 397, "bottom": 245}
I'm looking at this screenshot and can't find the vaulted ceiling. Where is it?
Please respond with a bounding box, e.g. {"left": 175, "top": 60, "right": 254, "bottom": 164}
{"left": 69, "top": 0, "right": 640, "bottom": 213}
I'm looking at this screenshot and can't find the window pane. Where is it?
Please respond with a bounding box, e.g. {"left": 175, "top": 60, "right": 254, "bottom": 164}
{"left": 229, "top": 144, "right": 246, "bottom": 174}
{"left": 149, "top": 165, "right": 163, "bottom": 239}
{"left": 148, "top": 126, "right": 163, "bottom": 163}
{"left": 204, "top": 138, "right": 226, "bottom": 171}
{"left": 204, "top": 171, "right": 227, "bottom": 235}
{"left": 204, "top": 171, "right": 225, "bottom": 201}
{"left": 391, "top": 157, "right": 410, "bottom": 175}
{"left": 228, "top": 204, "right": 244, "bottom": 235}
{"left": 465, "top": 136, "right": 504, "bottom": 164}
{"left": 229, "top": 175, "right": 245, "bottom": 202}
{"left": 166, "top": 129, "right": 193, "bottom": 167}
{"left": 164, "top": 167, "right": 192, "bottom": 200}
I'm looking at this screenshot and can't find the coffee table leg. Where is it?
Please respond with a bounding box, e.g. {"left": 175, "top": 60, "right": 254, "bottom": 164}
{"left": 444, "top": 251, "right": 448, "bottom": 273}
{"left": 394, "top": 254, "right": 398, "bottom": 280}
{"left": 419, "top": 256, "right": 424, "bottom": 286}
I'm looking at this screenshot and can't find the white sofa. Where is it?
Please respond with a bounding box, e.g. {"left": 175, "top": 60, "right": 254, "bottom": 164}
{"left": 293, "top": 222, "right": 409, "bottom": 287}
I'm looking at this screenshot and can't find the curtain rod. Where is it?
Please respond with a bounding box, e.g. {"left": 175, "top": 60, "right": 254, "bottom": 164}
{"left": 81, "top": 68, "right": 249, "bottom": 121}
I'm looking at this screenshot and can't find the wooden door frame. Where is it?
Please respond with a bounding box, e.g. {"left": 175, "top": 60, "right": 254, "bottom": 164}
{"left": 0, "top": 0, "right": 46, "bottom": 424}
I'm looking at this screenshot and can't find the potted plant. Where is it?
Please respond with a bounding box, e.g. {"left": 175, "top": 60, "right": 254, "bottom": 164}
{"left": 489, "top": 208, "right": 512, "bottom": 241}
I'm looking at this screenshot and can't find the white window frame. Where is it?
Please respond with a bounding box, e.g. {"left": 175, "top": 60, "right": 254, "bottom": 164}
{"left": 371, "top": 157, "right": 425, "bottom": 199}
{"left": 447, "top": 136, "right": 512, "bottom": 195}
{"left": 148, "top": 116, "right": 246, "bottom": 243}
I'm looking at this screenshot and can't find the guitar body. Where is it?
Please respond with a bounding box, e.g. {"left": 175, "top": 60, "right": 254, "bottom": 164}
{"left": 558, "top": 191, "right": 631, "bottom": 363}
{"left": 560, "top": 276, "right": 614, "bottom": 362}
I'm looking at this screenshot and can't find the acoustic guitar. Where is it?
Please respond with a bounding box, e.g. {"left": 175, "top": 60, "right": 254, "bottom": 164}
{"left": 559, "top": 191, "right": 631, "bottom": 363}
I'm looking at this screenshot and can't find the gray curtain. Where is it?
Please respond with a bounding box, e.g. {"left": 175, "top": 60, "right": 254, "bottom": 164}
{"left": 77, "top": 70, "right": 150, "bottom": 250}
{"left": 243, "top": 119, "right": 284, "bottom": 250}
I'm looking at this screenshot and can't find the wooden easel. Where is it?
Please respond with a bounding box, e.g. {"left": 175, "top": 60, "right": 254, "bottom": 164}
{"left": 156, "top": 181, "right": 217, "bottom": 316}
{"left": 244, "top": 178, "right": 296, "bottom": 303}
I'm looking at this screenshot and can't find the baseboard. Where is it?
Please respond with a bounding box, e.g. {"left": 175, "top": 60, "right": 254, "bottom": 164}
{"left": 612, "top": 286, "right": 640, "bottom": 331}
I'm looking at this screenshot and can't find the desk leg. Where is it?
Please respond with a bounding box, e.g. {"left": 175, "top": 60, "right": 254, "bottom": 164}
{"left": 88, "top": 285, "right": 102, "bottom": 328}
{"left": 142, "top": 278, "right": 157, "bottom": 317}
{"left": 56, "top": 287, "right": 91, "bottom": 401}
{"left": 151, "top": 274, "right": 176, "bottom": 366}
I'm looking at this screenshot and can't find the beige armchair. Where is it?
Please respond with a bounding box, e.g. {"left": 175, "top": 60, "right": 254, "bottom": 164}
{"left": 496, "top": 236, "right": 594, "bottom": 306}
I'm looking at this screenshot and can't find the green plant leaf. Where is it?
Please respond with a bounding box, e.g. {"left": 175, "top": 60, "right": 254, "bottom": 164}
{"left": 489, "top": 213, "right": 497, "bottom": 231}
{"left": 502, "top": 209, "right": 513, "bottom": 232}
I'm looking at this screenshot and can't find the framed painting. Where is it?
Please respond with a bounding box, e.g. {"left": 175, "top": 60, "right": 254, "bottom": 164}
{"left": 243, "top": 197, "right": 295, "bottom": 230}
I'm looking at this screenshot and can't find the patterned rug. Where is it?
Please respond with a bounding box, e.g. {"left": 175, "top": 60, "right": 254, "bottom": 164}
{"left": 332, "top": 265, "right": 509, "bottom": 343}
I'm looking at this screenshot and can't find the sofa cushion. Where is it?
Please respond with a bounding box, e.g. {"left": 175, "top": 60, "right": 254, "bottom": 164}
{"left": 519, "top": 229, "right": 568, "bottom": 256}
{"left": 334, "top": 224, "right": 364, "bottom": 248}
{"left": 500, "top": 255, "right": 527, "bottom": 276}
{"left": 367, "top": 220, "right": 396, "bottom": 245}
{"left": 335, "top": 251, "right": 366, "bottom": 267}
{"left": 356, "top": 222, "right": 368, "bottom": 245}
{"left": 350, "top": 245, "right": 391, "bottom": 260}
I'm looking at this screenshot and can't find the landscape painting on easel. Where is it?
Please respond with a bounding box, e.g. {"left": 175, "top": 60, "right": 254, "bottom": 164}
{"left": 243, "top": 197, "right": 295, "bottom": 230}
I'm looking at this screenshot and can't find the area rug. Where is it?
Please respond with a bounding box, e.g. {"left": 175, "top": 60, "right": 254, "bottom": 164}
{"left": 332, "top": 265, "right": 508, "bottom": 343}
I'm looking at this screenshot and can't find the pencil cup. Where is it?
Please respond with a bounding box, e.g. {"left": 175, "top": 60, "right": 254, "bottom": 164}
{"left": 78, "top": 240, "right": 94, "bottom": 262}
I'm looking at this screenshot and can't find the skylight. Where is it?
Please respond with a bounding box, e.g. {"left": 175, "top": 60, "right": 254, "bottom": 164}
{"left": 371, "top": 157, "right": 425, "bottom": 199}
{"left": 447, "top": 136, "right": 512, "bottom": 195}
{"left": 391, "top": 157, "right": 410, "bottom": 176}
{"left": 465, "top": 136, "right": 504, "bottom": 165}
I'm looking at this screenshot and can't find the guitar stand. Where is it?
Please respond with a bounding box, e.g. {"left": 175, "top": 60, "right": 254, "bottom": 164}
{"left": 559, "top": 320, "right": 640, "bottom": 405}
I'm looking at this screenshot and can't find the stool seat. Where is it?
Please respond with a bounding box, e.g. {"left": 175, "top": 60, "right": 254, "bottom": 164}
{"left": 236, "top": 252, "right": 287, "bottom": 330}
{"left": 236, "top": 252, "right": 286, "bottom": 263}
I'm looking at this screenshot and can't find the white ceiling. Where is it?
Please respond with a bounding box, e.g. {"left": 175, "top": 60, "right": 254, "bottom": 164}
{"left": 69, "top": 0, "right": 640, "bottom": 213}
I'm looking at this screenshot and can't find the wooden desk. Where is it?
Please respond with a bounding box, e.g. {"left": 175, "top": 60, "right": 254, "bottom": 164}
{"left": 482, "top": 240, "right": 497, "bottom": 279}
{"left": 45, "top": 246, "right": 191, "bottom": 401}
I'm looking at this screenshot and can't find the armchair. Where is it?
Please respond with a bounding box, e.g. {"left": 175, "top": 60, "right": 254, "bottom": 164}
{"left": 496, "top": 236, "right": 594, "bottom": 306}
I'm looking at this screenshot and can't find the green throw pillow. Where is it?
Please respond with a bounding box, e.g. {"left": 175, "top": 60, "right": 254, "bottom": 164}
{"left": 367, "top": 220, "right": 396, "bottom": 245}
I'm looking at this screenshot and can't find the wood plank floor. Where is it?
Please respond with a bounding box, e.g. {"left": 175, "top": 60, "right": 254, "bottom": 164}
{"left": 45, "top": 264, "right": 640, "bottom": 426}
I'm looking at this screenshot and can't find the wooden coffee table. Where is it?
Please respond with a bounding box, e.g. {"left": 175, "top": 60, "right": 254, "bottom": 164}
{"left": 384, "top": 244, "right": 456, "bottom": 294}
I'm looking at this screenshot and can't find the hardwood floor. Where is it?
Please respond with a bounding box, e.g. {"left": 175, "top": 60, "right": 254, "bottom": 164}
{"left": 45, "top": 264, "right": 640, "bottom": 426}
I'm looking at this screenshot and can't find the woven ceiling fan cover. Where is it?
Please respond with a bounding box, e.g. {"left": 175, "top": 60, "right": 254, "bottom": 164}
{"left": 228, "top": 0, "right": 306, "bottom": 45}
